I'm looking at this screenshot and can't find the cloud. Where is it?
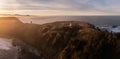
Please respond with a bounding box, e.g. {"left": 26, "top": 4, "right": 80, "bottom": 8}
{"left": 0, "top": 0, "right": 120, "bottom": 15}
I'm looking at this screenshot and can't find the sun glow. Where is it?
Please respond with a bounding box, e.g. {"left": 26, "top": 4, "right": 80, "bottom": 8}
{"left": 0, "top": 0, "right": 13, "bottom": 17}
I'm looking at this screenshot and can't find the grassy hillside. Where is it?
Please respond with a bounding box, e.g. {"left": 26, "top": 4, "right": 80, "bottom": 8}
{"left": 12, "top": 21, "right": 119, "bottom": 59}
{"left": 0, "top": 17, "right": 119, "bottom": 59}
{"left": 0, "top": 17, "right": 22, "bottom": 37}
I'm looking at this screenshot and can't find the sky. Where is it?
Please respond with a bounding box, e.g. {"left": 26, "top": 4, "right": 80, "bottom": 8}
{"left": 0, "top": 0, "right": 120, "bottom": 16}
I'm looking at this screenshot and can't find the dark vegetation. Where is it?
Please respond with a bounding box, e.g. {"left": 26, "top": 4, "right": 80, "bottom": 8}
{"left": 0, "top": 17, "right": 120, "bottom": 59}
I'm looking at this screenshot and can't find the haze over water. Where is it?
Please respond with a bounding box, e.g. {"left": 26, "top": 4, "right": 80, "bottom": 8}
{"left": 18, "top": 16, "right": 120, "bottom": 25}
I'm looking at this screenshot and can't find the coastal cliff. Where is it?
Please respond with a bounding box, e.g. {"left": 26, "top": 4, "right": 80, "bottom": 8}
{"left": 0, "top": 17, "right": 120, "bottom": 59}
